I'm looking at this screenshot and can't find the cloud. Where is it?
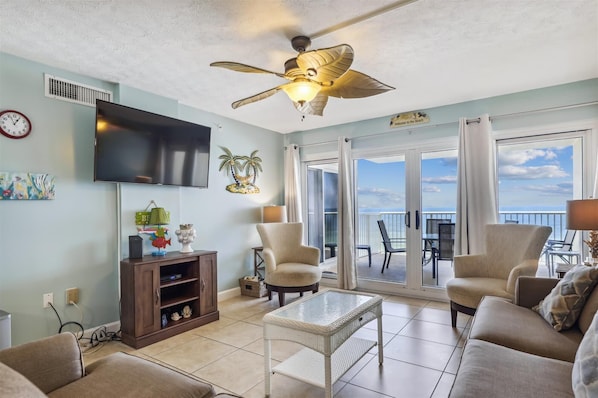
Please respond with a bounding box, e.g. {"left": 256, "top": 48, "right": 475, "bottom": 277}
{"left": 357, "top": 187, "right": 404, "bottom": 207}
{"left": 499, "top": 164, "right": 568, "bottom": 180}
{"left": 498, "top": 149, "right": 558, "bottom": 166}
{"left": 523, "top": 182, "right": 573, "bottom": 195}
{"left": 358, "top": 187, "right": 400, "bottom": 197}
{"left": 422, "top": 175, "right": 456, "bottom": 184}
{"left": 422, "top": 186, "right": 441, "bottom": 193}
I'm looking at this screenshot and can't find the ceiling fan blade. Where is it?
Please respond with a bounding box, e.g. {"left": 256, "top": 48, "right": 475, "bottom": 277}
{"left": 231, "top": 87, "right": 281, "bottom": 109}
{"left": 210, "top": 61, "right": 286, "bottom": 78}
{"left": 295, "top": 93, "right": 329, "bottom": 116}
{"left": 296, "top": 44, "right": 354, "bottom": 83}
{"left": 324, "top": 70, "right": 395, "bottom": 99}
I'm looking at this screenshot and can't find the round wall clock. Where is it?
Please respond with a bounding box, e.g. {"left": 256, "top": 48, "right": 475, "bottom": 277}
{"left": 0, "top": 110, "right": 32, "bottom": 139}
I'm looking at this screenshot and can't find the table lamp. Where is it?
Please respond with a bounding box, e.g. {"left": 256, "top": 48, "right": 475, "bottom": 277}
{"left": 262, "top": 205, "right": 287, "bottom": 223}
{"left": 149, "top": 207, "right": 169, "bottom": 225}
{"left": 566, "top": 199, "right": 598, "bottom": 263}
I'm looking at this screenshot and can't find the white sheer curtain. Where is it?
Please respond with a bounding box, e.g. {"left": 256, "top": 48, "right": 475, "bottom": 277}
{"left": 337, "top": 137, "right": 356, "bottom": 290}
{"left": 455, "top": 114, "right": 498, "bottom": 255}
{"left": 284, "top": 144, "right": 302, "bottom": 223}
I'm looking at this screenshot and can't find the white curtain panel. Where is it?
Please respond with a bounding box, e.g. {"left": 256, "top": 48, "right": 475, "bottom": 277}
{"left": 455, "top": 114, "right": 498, "bottom": 255}
{"left": 337, "top": 137, "right": 357, "bottom": 290}
{"left": 284, "top": 144, "right": 302, "bottom": 223}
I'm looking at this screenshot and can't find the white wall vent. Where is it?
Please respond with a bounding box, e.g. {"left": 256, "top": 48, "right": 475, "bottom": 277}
{"left": 44, "top": 74, "right": 113, "bottom": 107}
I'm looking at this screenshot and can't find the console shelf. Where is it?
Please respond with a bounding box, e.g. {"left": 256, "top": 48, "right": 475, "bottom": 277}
{"left": 161, "top": 277, "right": 199, "bottom": 288}
{"left": 120, "top": 251, "right": 218, "bottom": 348}
{"left": 160, "top": 295, "right": 200, "bottom": 309}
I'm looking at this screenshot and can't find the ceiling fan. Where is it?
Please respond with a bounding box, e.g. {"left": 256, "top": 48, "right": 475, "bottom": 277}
{"left": 210, "top": 36, "right": 395, "bottom": 116}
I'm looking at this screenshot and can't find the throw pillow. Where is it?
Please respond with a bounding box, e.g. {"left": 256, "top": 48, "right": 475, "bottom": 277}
{"left": 573, "top": 311, "right": 598, "bottom": 397}
{"left": 533, "top": 265, "right": 598, "bottom": 331}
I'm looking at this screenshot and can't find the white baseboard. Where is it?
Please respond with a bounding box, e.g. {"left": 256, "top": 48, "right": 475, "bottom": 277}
{"left": 218, "top": 286, "right": 241, "bottom": 302}
{"left": 81, "top": 321, "right": 121, "bottom": 341}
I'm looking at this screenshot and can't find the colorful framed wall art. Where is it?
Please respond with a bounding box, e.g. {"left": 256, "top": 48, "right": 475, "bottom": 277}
{"left": 0, "top": 172, "right": 55, "bottom": 200}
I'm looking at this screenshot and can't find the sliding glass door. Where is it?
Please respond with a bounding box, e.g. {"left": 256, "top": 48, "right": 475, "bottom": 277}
{"left": 354, "top": 147, "right": 457, "bottom": 295}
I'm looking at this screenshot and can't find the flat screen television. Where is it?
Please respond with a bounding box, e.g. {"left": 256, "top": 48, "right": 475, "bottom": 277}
{"left": 94, "top": 100, "right": 211, "bottom": 188}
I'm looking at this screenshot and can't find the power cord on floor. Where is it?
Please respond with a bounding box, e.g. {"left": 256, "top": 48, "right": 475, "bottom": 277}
{"left": 78, "top": 326, "right": 122, "bottom": 355}
{"left": 88, "top": 325, "right": 121, "bottom": 347}
{"left": 48, "top": 302, "right": 121, "bottom": 350}
{"left": 48, "top": 302, "right": 84, "bottom": 340}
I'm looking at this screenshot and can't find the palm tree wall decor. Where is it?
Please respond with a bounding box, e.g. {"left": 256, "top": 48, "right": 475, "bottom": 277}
{"left": 218, "top": 146, "right": 262, "bottom": 194}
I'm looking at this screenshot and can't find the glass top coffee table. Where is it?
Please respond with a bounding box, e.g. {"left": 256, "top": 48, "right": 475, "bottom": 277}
{"left": 263, "top": 288, "right": 383, "bottom": 398}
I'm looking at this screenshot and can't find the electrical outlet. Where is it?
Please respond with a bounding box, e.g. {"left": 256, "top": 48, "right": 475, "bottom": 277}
{"left": 66, "top": 288, "right": 79, "bottom": 304}
{"left": 43, "top": 293, "right": 53, "bottom": 308}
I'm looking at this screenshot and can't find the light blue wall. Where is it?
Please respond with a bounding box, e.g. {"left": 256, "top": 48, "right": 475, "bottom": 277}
{"left": 0, "top": 53, "right": 283, "bottom": 345}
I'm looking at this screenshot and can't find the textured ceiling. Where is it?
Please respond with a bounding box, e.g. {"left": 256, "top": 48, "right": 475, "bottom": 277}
{"left": 1, "top": 0, "right": 597, "bottom": 134}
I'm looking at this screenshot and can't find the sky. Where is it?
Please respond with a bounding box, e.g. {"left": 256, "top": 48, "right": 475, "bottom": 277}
{"left": 355, "top": 140, "right": 576, "bottom": 212}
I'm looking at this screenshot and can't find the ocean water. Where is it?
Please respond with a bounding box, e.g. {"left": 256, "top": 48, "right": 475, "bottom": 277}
{"left": 352, "top": 208, "right": 568, "bottom": 240}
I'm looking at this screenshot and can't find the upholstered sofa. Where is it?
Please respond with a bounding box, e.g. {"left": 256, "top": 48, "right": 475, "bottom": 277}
{"left": 450, "top": 274, "right": 598, "bottom": 397}
{"left": 0, "top": 332, "right": 237, "bottom": 397}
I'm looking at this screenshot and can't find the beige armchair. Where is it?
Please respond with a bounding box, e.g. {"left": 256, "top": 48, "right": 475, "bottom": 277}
{"left": 446, "top": 224, "right": 551, "bottom": 326}
{"left": 256, "top": 222, "right": 322, "bottom": 306}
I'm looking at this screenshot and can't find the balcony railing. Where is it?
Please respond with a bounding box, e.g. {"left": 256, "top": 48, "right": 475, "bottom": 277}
{"left": 324, "top": 211, "right": 567, "bottom": 253}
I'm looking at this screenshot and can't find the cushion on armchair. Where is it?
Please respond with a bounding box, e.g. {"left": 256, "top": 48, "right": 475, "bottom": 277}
{"left": 533, "top": 265, "right": 598, "bottom": 331}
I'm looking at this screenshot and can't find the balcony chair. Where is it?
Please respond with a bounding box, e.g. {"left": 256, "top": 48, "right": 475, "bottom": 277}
{"left": 446, "top": 224, "right": 552, "bottom": 327}
{"left": 256, "top": 222, "right": 322, "bottom": 306}
{"left": 431, "top": 223, "right": 455, "bottom": 285}
{"left": 423, "top": 218, "right": 450, "bottom": 270}
{"left": 543, "top": 230, "right": 580, "bottom": 277}
{"left": 377, "top": 220, "right": 406, "bottom": 274}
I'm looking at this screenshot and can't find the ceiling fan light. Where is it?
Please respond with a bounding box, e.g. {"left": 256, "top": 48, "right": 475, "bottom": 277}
{"left": 282, "top": 79, "right": 321, "bottom": 104}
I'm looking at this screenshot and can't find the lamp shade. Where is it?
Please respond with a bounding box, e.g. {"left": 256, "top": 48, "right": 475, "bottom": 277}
{"left": 263, "top": 205, "right": 287, "bottom": 223}
{"left": 566, "top": 199, "right": 598, "bottom": 230}
{"left": 281, "top": 79, "right": 321, "bottom": 104}
{"left": 149, "top": 207, "right": 169, "bottom": 225}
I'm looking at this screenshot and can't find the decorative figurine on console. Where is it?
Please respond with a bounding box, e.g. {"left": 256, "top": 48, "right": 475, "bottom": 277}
{"left": 175, "top": 224, "right": 196, "bottom": 253}
{"left": 150, "top": 226, "right": 171, "bottom": 256}
{"left": 146, "top": 205, "right": 171, "bottom": 256}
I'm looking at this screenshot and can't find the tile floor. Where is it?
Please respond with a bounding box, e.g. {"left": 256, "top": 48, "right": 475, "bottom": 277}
{"left": 84, "top": 290, "right": 471, "bottom": 398}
